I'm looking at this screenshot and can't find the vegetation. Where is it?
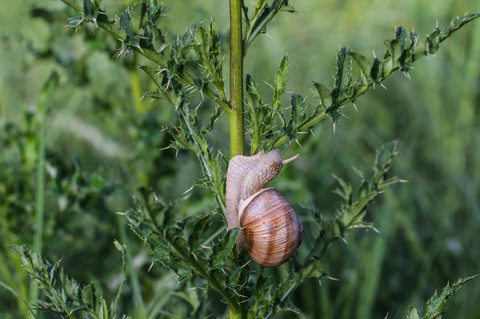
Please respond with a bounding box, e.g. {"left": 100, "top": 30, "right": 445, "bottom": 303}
{"left": 0, "top": 0, "right": 479, "bottom": 318}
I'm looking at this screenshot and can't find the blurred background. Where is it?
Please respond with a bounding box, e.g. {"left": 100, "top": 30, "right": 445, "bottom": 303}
{"left": 0, "top": 0, "right": 479, "bottom": 318}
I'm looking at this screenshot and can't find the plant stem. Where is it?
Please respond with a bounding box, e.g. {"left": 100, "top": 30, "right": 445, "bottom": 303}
{"left": 229, "top": 0, "right": 244, "bottom": 157}
{"left": 228, "top": 1, "right": 245, "bottom": 316}
{"left": 118, "top": 218, "right": 145, "bottom": 315}
{"left": 29, "top": 74, "right": 53, "bottom": 318}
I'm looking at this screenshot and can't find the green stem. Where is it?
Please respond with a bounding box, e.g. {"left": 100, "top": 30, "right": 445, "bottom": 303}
{"left": 29, "top": 74, "right": 55, "bottom": 318}
{"left": 228, "top": 1, "right": 245, "bottom": 316}
{"left": 229, "top": 306, "right": 244, "bottom": 319}
{"left": 229, "top": 0, "right": 244, "bottom": 157}
{"left": 118, "top": 218, "right": 145, "bottom": 315}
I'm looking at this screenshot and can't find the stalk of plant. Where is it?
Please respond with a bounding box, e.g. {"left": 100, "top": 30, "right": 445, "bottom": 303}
{"left": 29, "top": 73, "right": 58, "bottom": 317}
{"left": 229, "top": 0, "right": 245, "bottom": 157}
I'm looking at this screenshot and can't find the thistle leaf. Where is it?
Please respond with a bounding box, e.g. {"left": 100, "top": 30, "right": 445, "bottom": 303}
{"left": 332, "top": 47, "right": 353, "bottom": 100}
{"left": 313, "top": 82, "right": 333, "bottom": 109}
{"left": 273, "top": 55, "right": 289, "bottom": 110}
{"left": 407, "top": 276, "right": 477, "bottom": 319}
{"left": 212, "top": 228, "right": 240, "bottom": 267}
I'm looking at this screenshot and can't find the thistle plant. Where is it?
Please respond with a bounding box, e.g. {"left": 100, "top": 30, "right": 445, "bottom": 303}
{"left": 7, "top": 0, "right": 479, "bottom": 318}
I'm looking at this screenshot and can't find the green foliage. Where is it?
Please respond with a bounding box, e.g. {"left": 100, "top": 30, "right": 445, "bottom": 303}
{"left": 305, "top": 142, "right": 401, "bottom": 262}
{"left": 271, "top": 13, "right": 480, "bottom": 148}
{"left": 405, "top": 276, "right": 477, "bottom": 319}
{"left": 11, "top": 245, "right": 128, "bottom": 318}
{"left": 242, "top": 0, "right": 296, "bottom": 54}
{"left": 125, "top": 196, "right": 243, "bottom": 313}
{"left": 1, "top": 0, "right": 479, "bottom": 318}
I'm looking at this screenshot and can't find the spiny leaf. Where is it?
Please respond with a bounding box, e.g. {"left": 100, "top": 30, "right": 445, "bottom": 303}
{"left": 244, "top": 0, "right": 295, "bottom": 53}
{"left": 273, "top": 55, "right": 289, "bottom": 110}
{"left": 12, "top": 245, "right": 127, "bottom": 317}
{"left": 272, "top": 14, "right": 479, "bottom": 148}
{"left": 184, "top": 213, "right": 212, "bottom": 249}
{"left": 212, "top": 228, "right": 240, "bottom": 267}
{"left": 120, "top": 10, "right": 136, "bottom": 44}
{"left": 246, "top": 73, "right": 264, "bottom": 153}
{"left": 336, "top": 141, "right": 400, "bottom": 229}
{"left": 208, "top": 153, "right": 227, "bottom": 204}
{"left": 313, "top": 82, "right": 333, "bottom": 109}
{"left": 81, "top": 284, "right": 96, "bottom": 309}
{"left": 194, "top": 21, "right": 225, "bottom": 98}
{"left": 284, "top": 94, "right": 308, "bottom": 141}
{"left": 439, "top": 13, "right": 479, "bottom": 42}
{"left": 406, "top": 275, "right": 477, "bottom": 319}
{"left": 331, "top": 47, "right": 353, "bottom": 100}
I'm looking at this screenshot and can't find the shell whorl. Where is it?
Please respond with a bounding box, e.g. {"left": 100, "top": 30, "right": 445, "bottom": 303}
{"left": 240, "top": 188, "right": 304, "bottom": 266}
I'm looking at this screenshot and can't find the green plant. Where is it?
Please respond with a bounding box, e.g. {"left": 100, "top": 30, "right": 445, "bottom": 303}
{"left": 11, "top": 244, "right": 127, "bottom": 318}
{"left": 2, "top": 0, "right": 479, "bottom": 318}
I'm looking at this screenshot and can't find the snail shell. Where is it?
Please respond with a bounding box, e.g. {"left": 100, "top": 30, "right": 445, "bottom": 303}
{"left": 225, "top": 149, "right": 303, "bottom": 266}
{"left": 239, "top": 188, "right": 304, "bottom": 267}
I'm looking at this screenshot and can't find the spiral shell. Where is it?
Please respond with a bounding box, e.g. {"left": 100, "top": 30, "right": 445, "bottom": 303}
{"left": 238, "top": 188, "right": 304, "bottom": 267}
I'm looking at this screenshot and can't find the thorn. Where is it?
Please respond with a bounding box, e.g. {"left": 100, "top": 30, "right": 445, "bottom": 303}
{"left": 436, "top": 20, "right": 439, "bottom": 28}
{"left": 380, "top": 83, "right": 387, "bottom": 90}
{"left": 148, "top": 262, "right": 155, "bottom": 272}
{"left": 403, "top": 71, "right": 411, "bottom": 80}
{"left": 353, "top": 102, "right": 358, "bottom": 111}
{"left": 310, "top": 128, "right": 315, "bottom": 136}
{"left": 295, "top": 139, "right": 302, "bottom": 148}
{"left": 333, "top": 122, "right": 336, "bottom": 134}
{"left": 372, "top": 49, "right": 377, "bottom": 58}
{"left": 325, "top": 274, "right": 339, "bottom": 281}
{"left": 182, "top": 185, "right": 194, "bottom": 195}
{"left": 159, "top": 146, "right": 170, "bottom": 151}
{"left": 194, "top": 101, "right": 202, "bottom": 111}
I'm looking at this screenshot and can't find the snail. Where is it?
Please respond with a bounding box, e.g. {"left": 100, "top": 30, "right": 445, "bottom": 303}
{"left": 225, "top": 149, "right": 304, "bottom": 267}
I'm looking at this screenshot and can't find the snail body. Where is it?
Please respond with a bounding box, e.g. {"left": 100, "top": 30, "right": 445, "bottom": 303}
{"left": 225, "top": 149, "right": 304, "bottom": 267}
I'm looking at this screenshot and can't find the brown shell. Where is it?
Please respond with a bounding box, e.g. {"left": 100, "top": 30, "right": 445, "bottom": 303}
{"left": 239, "top": 188, "right": 304, "bottom": 267}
